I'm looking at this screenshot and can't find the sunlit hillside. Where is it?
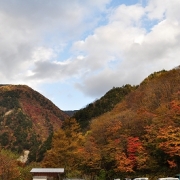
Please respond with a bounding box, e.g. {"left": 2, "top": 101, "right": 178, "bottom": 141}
{"left": 0, "top": 85, "right": 69, "bottom": 162}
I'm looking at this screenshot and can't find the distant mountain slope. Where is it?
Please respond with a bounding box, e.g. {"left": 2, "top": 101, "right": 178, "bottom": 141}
{"left": 0, "top": 85, "right": 69, "bottom": 161}
{"left": 64, "top": 110, "right": 78, "bottom": 117}
{"left": 73, "top": 84, "right": 137, "bottom": 129}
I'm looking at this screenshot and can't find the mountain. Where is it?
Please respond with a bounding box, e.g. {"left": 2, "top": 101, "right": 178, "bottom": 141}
{"left": 40, "top": 67, "right": 180, "bottom": 179}
{"left": 73, "top": 84, "right": 137, "bottom": 129}
{"left": 64, "top": 110, "right": 78, "bottom": 117}
{"left": 1, "top": 68, "right": 180, "bottom": 179}
{"left": 69, "top": 68, "right": 180, "bottom": 177}
{"left": 0, "top": 84, "right": 69, "bottom": 161}
{"left": 73, "top": 69, "right": 175, "bottom": 130}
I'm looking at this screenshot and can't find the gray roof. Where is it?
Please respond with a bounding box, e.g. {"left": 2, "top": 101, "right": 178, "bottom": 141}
{"left": 30, "top": 168, "right": 64, "bottom": 173}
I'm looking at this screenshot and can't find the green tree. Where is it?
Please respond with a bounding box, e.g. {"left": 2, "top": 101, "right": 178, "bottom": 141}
{"left": 18, "top": 161, "right": 40, "bottom": 180}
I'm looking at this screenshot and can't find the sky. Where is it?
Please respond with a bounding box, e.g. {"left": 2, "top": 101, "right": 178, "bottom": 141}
{"left": 0, "top": 0, "right": 180, "bottom": 110}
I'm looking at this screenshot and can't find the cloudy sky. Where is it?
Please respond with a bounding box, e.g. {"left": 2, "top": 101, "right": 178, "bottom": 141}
{"left": 0, "top": 0, "right": 180, "bottom": 110}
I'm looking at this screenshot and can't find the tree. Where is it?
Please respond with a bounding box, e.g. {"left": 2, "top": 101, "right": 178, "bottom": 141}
{"left": 79, "top": 114, "right": 123, "bottom": 179}
{"left": 0, "top": 149, "right": 20, "bottom": 180}
{"left": 115, "top": 137, "right": 149, "bottom": 173}
{"left": 19, "top": 161, "right": 40, "bottom": 180}
{"left": 77, "top": 133, "right": 102, "bottom": 175}
{"left": 157, "top": 126, "right": 180, "bottom": 168}
{"left": 115, "top": 151, "right": 134, "bottom": 173}
{"left": 42, "top": 118, "right": 84, "bottom": 178}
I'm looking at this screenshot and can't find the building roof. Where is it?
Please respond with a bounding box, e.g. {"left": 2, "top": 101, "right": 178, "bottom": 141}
{"left": 30, "top": 168, "right": 64, "bottom": 173}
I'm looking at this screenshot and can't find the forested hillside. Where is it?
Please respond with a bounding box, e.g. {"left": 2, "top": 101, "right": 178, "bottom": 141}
{"left": 42, "top": 68, "right": 180, "bottom": 179}
{"left": 1, "top": 68, "right": 180, "bottom": 180}
{"left": 0, "top": 85, "right": 69, "bottom": 162}
{"left": 73, "top": 84, "right": 137, "bottom": 129}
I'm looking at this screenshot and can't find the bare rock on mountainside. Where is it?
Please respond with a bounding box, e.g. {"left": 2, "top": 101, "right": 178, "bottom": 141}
{"left": 17, "top": 150, "right": 30, "bottom": 163}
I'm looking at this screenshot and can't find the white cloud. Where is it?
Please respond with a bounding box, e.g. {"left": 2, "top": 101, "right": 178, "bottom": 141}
{"left": 71, "top": 0, "right": 180, "bottom": 98}
{"left": 109, "top": 4, "right": 144, "bottom": 25}
{"left": 32, "top": 47, "right": 55, "bottom": 62}
{"left": 0, "top": 0, "right": 109, "bottom": 82}
{"left": 146, "top": 0, "right": 167, "bottom": 20}
{"left": 146, "top": 0, "right": 180, "bottom": 21}
{"left": 0, "top": 0, "right": 180, "bottom": 109}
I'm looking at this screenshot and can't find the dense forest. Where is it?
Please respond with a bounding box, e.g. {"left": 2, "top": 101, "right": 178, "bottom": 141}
{"left": 1, "top": 68, "right": 180, "bottom": 180}
{"left": 73, "top": 84, "right": 137, "bottom": 129}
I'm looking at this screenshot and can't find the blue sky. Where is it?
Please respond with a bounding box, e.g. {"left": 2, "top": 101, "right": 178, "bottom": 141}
{"left": 0, "top": 0, "right": 180, "bottom": 110}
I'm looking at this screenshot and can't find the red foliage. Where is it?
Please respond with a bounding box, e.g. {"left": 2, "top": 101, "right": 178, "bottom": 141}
{"left": 127, "top": 137, "right": 141, "bottom": 164}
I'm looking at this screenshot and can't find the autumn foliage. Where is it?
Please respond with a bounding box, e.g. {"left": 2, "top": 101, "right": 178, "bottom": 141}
{"left": 42, "top": 68, "right": 180, "bottom": 179}
{"left": 1, "top": 68, "right": 180, "bottom": 179}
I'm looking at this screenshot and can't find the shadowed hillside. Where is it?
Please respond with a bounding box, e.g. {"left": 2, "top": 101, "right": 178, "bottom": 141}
{"left": 73, "top": 84, "right": 137, "bottom": 129}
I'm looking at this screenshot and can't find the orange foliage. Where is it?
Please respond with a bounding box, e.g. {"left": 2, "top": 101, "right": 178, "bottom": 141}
{"left": 78, "top": 135, "right": 101, "bottom": 170}
{"left": 115, "top": 152, "right": 134, "bottom": 172}
{"left": 158, "top": 126, "right": 180, "bottom": 157}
